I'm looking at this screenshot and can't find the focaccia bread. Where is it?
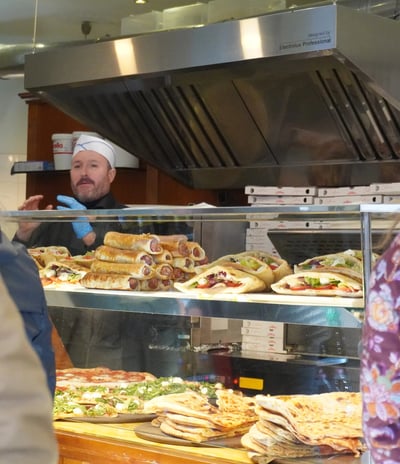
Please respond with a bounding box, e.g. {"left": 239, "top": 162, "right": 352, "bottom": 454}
{"left": 90, "top": 260, "right": 155, "bottom": 279}
{"left": 174, "top": 265, "right": 266, "bottom": 294}
{"left": 94, "top": 245, "right": 154, "bottom": 265}
{"left": 271, "top": 271, "right": 363, "bottom": 297}
{"left": 242, "top": 392, "right": 365, "bottom": 457}
{"left": 104, "top": 231, "right": 162, "bottom": 254}
{"left": 80, "top": 272, "right": 139, "bottom": 291}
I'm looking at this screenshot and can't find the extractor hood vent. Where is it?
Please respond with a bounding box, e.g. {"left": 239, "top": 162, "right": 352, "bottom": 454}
{"left": 24, "top": 3, "right": 400, "bottom": 189}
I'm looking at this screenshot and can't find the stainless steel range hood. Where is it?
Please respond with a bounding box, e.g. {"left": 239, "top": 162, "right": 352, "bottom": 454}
{"left": 24, "top": 3, "right": 400, "bottom": 189}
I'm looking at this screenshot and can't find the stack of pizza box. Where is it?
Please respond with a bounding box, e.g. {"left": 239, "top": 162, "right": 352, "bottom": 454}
{"left": 241, "top": 320, "right": 289, "bottom": 359}
{"left": 244, "top": 182, "right": 400, "bottom": 256}
{"left": 245, "top": 185, "right": 319, "bottom": 256}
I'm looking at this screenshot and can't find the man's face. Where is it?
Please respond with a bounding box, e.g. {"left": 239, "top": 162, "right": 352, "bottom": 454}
{"left": 70, "top": 150, "right": 116, "bottom": 203}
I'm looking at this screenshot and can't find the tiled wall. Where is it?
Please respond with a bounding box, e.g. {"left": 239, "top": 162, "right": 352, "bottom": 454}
{"left": 0, "top": 78, "right": 28, "bottom": 237}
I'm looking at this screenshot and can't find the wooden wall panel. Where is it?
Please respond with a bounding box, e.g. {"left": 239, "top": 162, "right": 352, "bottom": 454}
{"left": 23, "top": 98, "right": 246, "bottom": 207}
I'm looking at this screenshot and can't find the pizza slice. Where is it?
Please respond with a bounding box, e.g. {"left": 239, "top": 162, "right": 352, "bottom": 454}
{"left": 174, "top": 265, "right": 267, "bottom": 294}
{"left": 270, "top": 271, "right": 363, "bottom": 297}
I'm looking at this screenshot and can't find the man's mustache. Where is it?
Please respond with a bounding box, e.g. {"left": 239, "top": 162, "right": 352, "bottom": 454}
{"left": 77, "top": 177, "right": 94, "bottom": 186}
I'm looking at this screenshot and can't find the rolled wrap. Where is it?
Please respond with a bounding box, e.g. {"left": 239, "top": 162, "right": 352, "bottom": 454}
{"left": 104, "top": 232, "right": 162, "bottom": 254}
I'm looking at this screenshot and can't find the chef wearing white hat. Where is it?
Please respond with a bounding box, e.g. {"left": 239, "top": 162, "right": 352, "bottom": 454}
{"left": 72, "top": 134, "right": 116, "bottom": 168}
{"left": 14, "top": 134, "right": 126, "bottom": 254}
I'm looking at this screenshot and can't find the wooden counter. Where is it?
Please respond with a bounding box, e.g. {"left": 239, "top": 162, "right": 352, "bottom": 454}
{"left": 54, "top": 421, "right": 253, "bottom": 464}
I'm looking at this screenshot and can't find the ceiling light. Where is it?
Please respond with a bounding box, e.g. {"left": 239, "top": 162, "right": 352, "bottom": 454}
{"left": 135, "top": 0, "right": 148, "bottom": 4}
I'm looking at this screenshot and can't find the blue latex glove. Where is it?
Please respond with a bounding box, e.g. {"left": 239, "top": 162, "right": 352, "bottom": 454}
{"left": 56, "top": 195, "right": 93, "bottom": 239}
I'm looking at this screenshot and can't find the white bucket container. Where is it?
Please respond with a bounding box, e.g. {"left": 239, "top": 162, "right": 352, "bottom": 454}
{"left": 52, "top": 133, "right": 73, "bottom": 170}
{"left": 72, "top": 131, "right": 99, "bottom": 151}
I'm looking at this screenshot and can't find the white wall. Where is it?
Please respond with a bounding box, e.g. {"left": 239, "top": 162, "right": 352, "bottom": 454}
{"left": 0, "top": 78, "right": 28, "bottom": 237}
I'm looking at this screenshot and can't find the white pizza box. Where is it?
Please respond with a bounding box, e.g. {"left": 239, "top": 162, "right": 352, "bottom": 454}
{"left": 242, "top": 320, "right": 284, "bottom": 329}
{"left": 383, "top": 195, "right": 400, "bottom": 204}
{"left": 248, "top": 195, "right": 315, "bottom": 205}
{"left": 247, "top": 220, "right": 323, "bottom": 231}
{"left": 241, "top": 324, "right": 285, "bottom": 338}
{"left": 242, "top": 335, "right": 284, "bottom": 346}
{"left": 316, "top": 195, "right": 382, "bottom": 205}
{"left": 245, "top": 237, "right": 276, "bottom": 248}
{"left": 247, "top": 227, "right": 270, "bottom": 236}
{"left": 241, "top": 351, "right": 296, "bottom": 361}
{"left": 246, "top": 213, "right": 280, "bottom": 221}
{"left": 317, "top": 185, "right": 372, "bottom": 197}
{"left": 241, "top": 341, "right": 286, "bottom": 353}
{"left": 245, "top": 242, "right": 278, "bottom": 255}
{"left": 245, "top": 185, "right": 317, "bottom": 196}
{"left": 371, "top": 182, "right": 400, "bottom": 194}
{"left": 245, "top": 235, "right": 273, "bottom": 245}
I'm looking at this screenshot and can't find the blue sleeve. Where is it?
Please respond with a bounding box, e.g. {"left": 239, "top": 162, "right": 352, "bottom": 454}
{"left": 0, "top": 232, "right": 55, "bottom": 395}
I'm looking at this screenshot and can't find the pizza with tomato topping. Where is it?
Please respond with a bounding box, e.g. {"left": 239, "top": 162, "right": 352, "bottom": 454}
{"left": 53, "top": 370, "right": 224, "bottom": 422}
{"left": 270, "top": 271, "right": 363, "bottom": 297}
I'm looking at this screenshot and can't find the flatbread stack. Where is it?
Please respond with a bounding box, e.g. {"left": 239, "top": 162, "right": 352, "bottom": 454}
{"left": 242, "top": 392, "right": 365, "bottom": 459}
{"left": 143, "top": 389, "right": 258, "bottom": 443}
{"left": 80, "top": 232, "right": 208, "bottom": 291}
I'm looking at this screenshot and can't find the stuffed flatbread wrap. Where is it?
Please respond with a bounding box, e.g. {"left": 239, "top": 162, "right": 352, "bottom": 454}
{"left": 294, "top": 252, "right": 363, "bottom": 282}
{"left": 271, "top": 271, "right": 363, "bottom": 297}
{"left": 39, "top": 260, "right": 87, "bottom": 286}
{"left": 174, "top": 265, "right": 267, "bottom": 294}
{"left": 236, "top": 251, "right": 292, "bottom": 283}
{"left": 195, "top": 254, "right": 275, "bottom": 289}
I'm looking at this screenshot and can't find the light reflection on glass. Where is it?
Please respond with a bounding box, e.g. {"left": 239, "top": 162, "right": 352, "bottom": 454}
{"left": 114, "top": 38, "right": 137, "bottom": 75}
{"left": 239, "top": 18, "right": 263, "bottom": 59}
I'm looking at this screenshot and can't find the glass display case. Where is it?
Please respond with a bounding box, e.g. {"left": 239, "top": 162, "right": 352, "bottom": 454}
{"left": 0, "top": 203, "right": 395, "bottom": 397}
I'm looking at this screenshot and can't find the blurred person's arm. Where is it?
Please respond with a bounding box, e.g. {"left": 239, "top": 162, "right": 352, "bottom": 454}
{"left": 361, "top": 237, "right": 400, "bottom": 464}
{"left": 14, "top": 195, "right": 54, "bottom": 243}
{"left": 0, "top": 275, "right": 58, "bottom": 464}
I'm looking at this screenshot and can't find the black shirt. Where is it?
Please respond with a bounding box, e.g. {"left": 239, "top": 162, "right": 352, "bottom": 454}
{"left": 14, "top": 192, "right": 192, "bottom": 255}
{"left": 13, "top": 193, "right": 128, "bottom": 256}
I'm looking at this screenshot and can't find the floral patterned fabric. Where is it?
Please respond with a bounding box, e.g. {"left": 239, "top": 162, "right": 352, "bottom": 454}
{"left": 361, "top": 234, "right": 400, "bottom": 464}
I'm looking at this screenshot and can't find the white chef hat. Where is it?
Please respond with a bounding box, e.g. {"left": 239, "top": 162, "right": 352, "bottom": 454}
{"left": 72, "top": 134, "right": 116, "bottom": 168}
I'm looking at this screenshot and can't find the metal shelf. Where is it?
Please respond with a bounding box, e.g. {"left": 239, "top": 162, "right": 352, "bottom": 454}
{"left": 44, "top": 287, "right": 363, "bottom": 328}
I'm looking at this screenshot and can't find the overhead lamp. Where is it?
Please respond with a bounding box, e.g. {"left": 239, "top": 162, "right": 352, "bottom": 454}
{"left": 135, "top": 0, "right": 148, "bottom": 4}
